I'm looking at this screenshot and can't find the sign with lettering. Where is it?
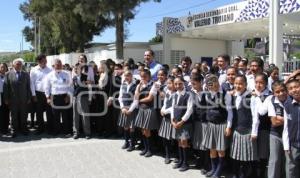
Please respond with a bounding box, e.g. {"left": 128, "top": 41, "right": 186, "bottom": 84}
{"left": 184, "top": 2, "right": 247, "bottom": 30}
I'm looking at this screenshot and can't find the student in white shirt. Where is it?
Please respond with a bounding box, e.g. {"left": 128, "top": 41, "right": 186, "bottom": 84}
{"left": 283, "top": 79, "right": 300, "bottom": 178}
{"left": 171, "top": 76, "right": 193, "bottom": 172}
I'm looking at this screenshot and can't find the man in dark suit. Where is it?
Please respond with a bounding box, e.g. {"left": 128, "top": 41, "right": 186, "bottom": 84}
{"left": 4, "top": 58, "right": 31, "bottom": 137}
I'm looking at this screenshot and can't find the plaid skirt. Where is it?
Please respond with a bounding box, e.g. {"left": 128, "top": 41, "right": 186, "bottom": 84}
{"left": 117, "top": 109, "right": 137, "bottom": 129}
{"left": 135, "top": 108, "right": 159, "bottom": 130}
{"left": 230, "top": 130, "right": 258, "bottom": 161}
{"left": 202, "top": 122, "right": 228, "bottom": 151}
{"left": 192, "top": 121, "right": 208, "bottom": 150}
{"left": 174, "top": 123, "right": 192, "bottom": 140}
{"left": 158, "top": 117, "right": 174, "bottom": 140}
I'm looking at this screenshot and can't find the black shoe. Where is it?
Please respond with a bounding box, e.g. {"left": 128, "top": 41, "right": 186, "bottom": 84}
{"left": 139, "top": 149, "right": 147, "bottom": 156}
{"left": 85, "top": 135, "right": 91, "bottom": 139}
{"left": 73, "top": 134, "right": 79, "bottom": 139}
{"left": 211, "top": 176, "right": 220, "bottom": 178}
{"left": 144, "top": 151, "right": 153, "bottom": 157}
{"left": 10, "top": 133, "right": 17, "bottom": 138}
{"left": 200, "top": 169, "right": 208, "bottom": 175}
{"left": 35, "top": 129, "right": 44, "bottom": 135}
{"left": 164, "top": 157, "right": 171, "bottom": 164}
{"left": 122, "top": 142, "right": 129, "bottom": 149}
{"left": 127, "top": 145, "right": 135, "bottom": 152}
{"left": 173, "top": 162, "right": 182, "bottom": 169}
{"left": 179, "top": 163, "right": 189, "bottom": 172}
{"left": 64, "top": 134, "right": 72, "bottom": 138}
{"left": 22, "top": 131, "right": 29, "bottom": 136}
{"left": 206, "top": 170, "right": 215, "bottom": 177}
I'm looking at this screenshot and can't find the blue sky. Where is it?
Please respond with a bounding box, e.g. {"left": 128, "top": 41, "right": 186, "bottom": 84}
{"left": 0, "top": 0, "right": 241, "bottom": 52}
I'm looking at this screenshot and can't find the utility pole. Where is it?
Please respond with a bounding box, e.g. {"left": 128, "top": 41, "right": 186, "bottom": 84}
{"left": 34, "top": 14, "right": 37, "bottom": 57}
{"left": 38, "top": 17, "right": 41, "bottom": 55}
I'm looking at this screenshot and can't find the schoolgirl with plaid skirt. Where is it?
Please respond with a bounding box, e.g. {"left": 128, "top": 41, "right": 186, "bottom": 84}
{"left": 118, "top": 70, "right": 138, "bottom": 151}
{"left": 158, "top": 76, "right": 175, "bottom": 164}
{"left": 230, "top": 75, "right": 258, "bottom": 178}
{"left": 171, "top": 76, "right": 193, "bottom": 172}
{"left": 134, "top": 69, "right": 159, "bottom": 157}
{"left": 202, "top": 75, "right": 233, "bottom": 178}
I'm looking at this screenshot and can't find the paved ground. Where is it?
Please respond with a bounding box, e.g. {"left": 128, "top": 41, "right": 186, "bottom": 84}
{"left": 0, "top": 134, "right": 207, "bottom": 178}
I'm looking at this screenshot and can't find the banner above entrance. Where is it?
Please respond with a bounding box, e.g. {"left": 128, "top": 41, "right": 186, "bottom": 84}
{"left": 155, "top": 0, "right": 300, "bottom": 35}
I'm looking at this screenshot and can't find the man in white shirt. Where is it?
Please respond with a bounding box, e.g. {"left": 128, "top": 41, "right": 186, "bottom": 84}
{"left": 217, "top": 54, "right": 230, "bottom": 86}
{"left": 44, "top": 59, "right": 73, "bottom": 136}
{"left": 30, "top": 54, "right": 52, "bottom": 134}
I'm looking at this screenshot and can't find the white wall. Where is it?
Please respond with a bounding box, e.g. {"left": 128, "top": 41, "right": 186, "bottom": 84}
{"left": 46, "top": 46, "right": 148, "bottom": 67}
{"left": 169, "top": 37, "right": 227, "bottom": 63}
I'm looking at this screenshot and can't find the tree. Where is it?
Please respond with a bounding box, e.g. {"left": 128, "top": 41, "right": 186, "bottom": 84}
{"left": 20, "top": 0, "right": 110, "bottom": 54}
{"left": 75, "top": 0, "right": 161, "bottom": 59}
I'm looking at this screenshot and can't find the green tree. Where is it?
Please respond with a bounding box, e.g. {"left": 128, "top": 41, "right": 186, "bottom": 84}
{"left": 20, "top": 0, "right": 110, "bottom": 54}
{"left": 75, "top": 0, "right": 161, "bottom": 59}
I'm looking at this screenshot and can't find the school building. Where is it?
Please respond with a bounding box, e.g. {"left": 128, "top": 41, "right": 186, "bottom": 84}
{"left": 152, "top": 0, "right": 300, "bottom": 71}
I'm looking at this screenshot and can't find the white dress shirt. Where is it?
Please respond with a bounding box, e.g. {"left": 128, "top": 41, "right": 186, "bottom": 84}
{"left": 118, "top": 80, "right": 136, "bottom": 109}
{"left": 30, "top": 65, "right": 52, "bottom": 96}
{"left": 44, "top": 70, "right": 73, "bottom": 98}
{"left": 251, "top": 88, "right": 271, "bottom": 136}
{"left": 246, "top": 74, "right": 255, "bottom": 91}
{"left": 160, "top": 89, "right": 174, "bottom": 115}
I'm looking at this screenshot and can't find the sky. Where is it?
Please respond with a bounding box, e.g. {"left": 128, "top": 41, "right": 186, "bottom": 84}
{"left": 0, "top": 0, "right": 241, "bottom": 52}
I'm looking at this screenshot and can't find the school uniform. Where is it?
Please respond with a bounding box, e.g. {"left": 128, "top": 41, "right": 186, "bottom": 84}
{"left": 221, "top": 81, "right": 234, "bottom": 93}
{"left": 253, "top": 88, "right": 272, "bottom": 178}
{"left": 171, "top": 89, "right": 193, "bottom": 140}
{"left": 231, "top": 91, "right": 258, "bottom": 161}
{"left": 118, "top": 80, "right": 138, "bottom": 129}
{"left": 283, "top": 98, "right": 300, "bottom": 178}
{"left": 72, "top": 73, "right": 91, "bottom": 138}
{"left": 171, "top": 88, "right": 193, "bottom": 171}
{"left": 202, "top": 91, "right": 233, "bottom": 151}
{"left": 134, "top": 81, "right": 159, "bottom": 130}
{"left": 191, "top": 89, "right": 207, "bottom": 151}
{"left": 262, "top": 95, "right": 288, "bottom": 178}
{"left": 254, "top": 89, "right": 272, "bottom": 160}
{"left": 158, "top": 89, "right": 174, "bottom": 140}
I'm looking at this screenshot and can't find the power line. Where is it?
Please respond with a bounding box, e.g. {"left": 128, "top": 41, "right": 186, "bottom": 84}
{"left": 136, "top": 0, "right": 218, "bottom": 19}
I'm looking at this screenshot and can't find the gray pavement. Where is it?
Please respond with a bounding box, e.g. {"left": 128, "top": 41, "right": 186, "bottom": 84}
{"left": 0, "top": 135, "right": 207, "bottom": 178}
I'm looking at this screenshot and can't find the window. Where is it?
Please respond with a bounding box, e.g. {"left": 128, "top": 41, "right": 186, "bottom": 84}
{"left": 154, "top": 50, "right": 164, "bottom": 63}
{"left": 170, "top": 50, "right": 185, "bottom": 65}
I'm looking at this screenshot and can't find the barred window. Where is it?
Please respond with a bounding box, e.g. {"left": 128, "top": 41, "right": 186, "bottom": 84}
{"left": 154, "top": 50, "right": 164, "bottom": 63}
{"left": 170, "top": 50, "right": 185, "bottom": 65}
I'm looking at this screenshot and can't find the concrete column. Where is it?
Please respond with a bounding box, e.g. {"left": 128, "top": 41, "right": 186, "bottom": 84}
{"left": 163, "top": 17, "right": 171, "bottom": 65}
{"left": 269, "top": 0, "right": 283, "bottom": 68}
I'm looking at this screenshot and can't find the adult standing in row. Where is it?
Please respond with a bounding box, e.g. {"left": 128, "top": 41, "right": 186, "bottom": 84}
{"left": 30, "top": 54, "right": 53, "bottom": 134}
{"left": 45, "top": 59, "right": 73, "bottom": 136}
{"left": 4, "top": 58, "right": 31, "bottom": 137}
{"left": 0, "top": 63, "right": 9, "bottom": 134}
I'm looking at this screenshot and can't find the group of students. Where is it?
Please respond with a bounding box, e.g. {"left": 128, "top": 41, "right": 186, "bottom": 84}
{"left": 116, "top": 53, "right": 300, "bottom": 178}
{"left": 0, "top": 50, "right": 300, "bottom": 178}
